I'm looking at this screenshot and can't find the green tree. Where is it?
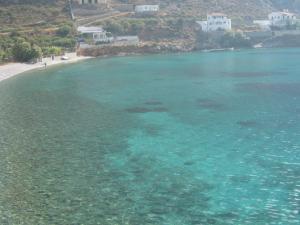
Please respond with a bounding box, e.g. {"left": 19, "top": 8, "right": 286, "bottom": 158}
{"left": 12, "top": 41, "right": 32, "bottom": 62}
{"left": 130, "top": 21, "right": 145, "bottom": 35}
{"left": 105, "top": 20, "right": 124, "bottom": 35}
{"left": 30, "top": 44, "right": 42, "bottom": 59}
{"left": 9, "top": 30, "right": 21, "bottom": 38}
{"left": 56, "top": 25, "right": 72, "bottom": 37}
{"left": 12, "top": 41, "right": 42, "bottom": 62}
{"left": 52, "top": 37, "right": 76, "bottom": 48}
{"left": 220, "top": 31, "right": 251, "bottom": 48}
{"left": 0, "top": 49, "right": 5, "bottom": 62}
{"left": 42, "top": 46, "right": 62, "bottom": 56}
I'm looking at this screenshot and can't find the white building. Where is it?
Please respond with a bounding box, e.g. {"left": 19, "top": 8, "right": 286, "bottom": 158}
{"left": 268, "top": 11, "right": 297, "bottom": 27}
{"left": 135, "top": 5, "right": 159, "bottom": 14}
{"left": 77, "top": 26, "right": 113, "bottom": 43}
{"left": 254, "top": 11, "right": 297, "bottom": 30}
{"left": 197, "top": 13, "right": 232, "bottom": 32}
{"left": 76, "top": 0, "right": 107, "bottom": 4}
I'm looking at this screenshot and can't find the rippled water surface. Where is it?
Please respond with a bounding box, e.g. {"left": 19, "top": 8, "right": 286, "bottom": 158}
{"left": 1, "top": 49, "right": 300, "bottom": 224}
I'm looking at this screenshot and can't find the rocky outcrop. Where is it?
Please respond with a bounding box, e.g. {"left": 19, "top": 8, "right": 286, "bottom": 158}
{"left": 262, "top": 34, "right": 300, "bottom": 48}
{"left": 78, "top": 41, "right": 195, "bottom": 57}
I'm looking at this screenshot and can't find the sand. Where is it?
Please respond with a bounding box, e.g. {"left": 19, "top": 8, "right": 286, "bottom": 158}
{"left": 0, "top": 53, "right": 91, "bottom": 83}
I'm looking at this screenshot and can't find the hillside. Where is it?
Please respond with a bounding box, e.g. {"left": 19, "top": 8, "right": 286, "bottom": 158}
{"left": 1, "top": 0, "right": 300, "bottom": 30}
{"left": 1, "top": 0, "right": 300, "bottom": 63}
{"left": 0, "top": 0, "right": 75, "bottom": 63}
{"left": 142, "top": 0, "right": 300, "bottom": 19}
{"left": 0, "top": 0, "right": 70, "bottom": 32}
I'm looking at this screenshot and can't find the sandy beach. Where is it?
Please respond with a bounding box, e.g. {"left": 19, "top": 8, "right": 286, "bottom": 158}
{"left": 0, "top": 53, "right": 91, "bottom": 83}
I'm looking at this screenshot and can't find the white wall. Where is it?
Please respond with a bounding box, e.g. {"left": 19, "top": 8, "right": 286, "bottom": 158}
{"left": 93, "top": 32, "right": 113, "bottom": 43}
{"left": 135, "top": 5, "right": 159, "bottom": 13}
{"left": 206, "top": 16, "right": 231, "bottom": 31}
{"left": 268, "top": 12, "right": 297, "bottom": 26}
{"left": 77, "top": 0, "right": 107, "bottom": 4}
{"left": 196, "top": 21, "right": 208, "bottom": 32}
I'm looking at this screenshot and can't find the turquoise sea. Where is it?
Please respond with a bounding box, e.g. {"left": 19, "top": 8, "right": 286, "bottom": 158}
{"left": 0, "top": 49, "right": 300, "bottom": 225}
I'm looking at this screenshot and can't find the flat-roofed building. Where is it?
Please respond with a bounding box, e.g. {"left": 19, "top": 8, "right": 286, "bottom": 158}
{"left": 77, "top": 26, "right": 113, "bottom": 43}
{"left": 75, "top": 0, "right": 107, "bottom": 5}
{"left": 135, "top": 5, "right": 159, "bottom": 14}
{"left": 268, "top": 11, "right": 297, "bottom": 27}
{"left": 197, "top": 13, "right": 232, "bottom": 32}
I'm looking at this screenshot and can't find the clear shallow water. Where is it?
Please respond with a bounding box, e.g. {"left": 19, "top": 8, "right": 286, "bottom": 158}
{"left": 0, "top": 49, "right": 300, "bottom": 225}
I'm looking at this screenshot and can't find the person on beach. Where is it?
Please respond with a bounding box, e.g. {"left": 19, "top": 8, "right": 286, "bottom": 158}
{"left": 44, "top": 62, "right": 47, "bottom": 69}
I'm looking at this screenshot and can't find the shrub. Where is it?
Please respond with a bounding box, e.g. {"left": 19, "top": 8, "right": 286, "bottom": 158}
{"left": 30, "top": 44, "right": 43, "bottom": 59}
{"left": 42, "top": 46, "right": 62, "bottom": 56}
{"left": 51, "top": 37, "right": 76, "bottom": 48}
{"left": 56, "top": 25, "right": 72, "bottom": 37}
{"left": 12, "top": 41, "right": 42, "bottom": 62}
{"left": 105, "top": 20, "right": 124, "bottom": 35}
{"left": 0, "top": 49, "right": 5, "bottom": 62}
{"left": 220, "top": 31, "right": 252, "bottom": 48}
{"left": 130, "top": 21, "right": 145, "bottom": 35}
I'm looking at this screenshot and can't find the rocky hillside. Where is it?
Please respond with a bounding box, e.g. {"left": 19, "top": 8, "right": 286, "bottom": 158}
{"left": 128, "top": 0, "right": 300, "bottom": 17}
{"left": 1, "top": 0, "right": 299, "bottom": 28}
{"left": 0, "top": 0, "right": 75, "bottom": 63}
{"left": 0, "top": 0, "right": 69, "bottom": 31}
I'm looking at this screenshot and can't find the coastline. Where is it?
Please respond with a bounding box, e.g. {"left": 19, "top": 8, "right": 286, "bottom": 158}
{"left": 0, "top": 48, "right": 237, "bottom": 84}
{"left": 0, "top": 53, "right": 92, "bottom": 83}
{"left": 0, "top": 46, "right": 292, "bottom": 84}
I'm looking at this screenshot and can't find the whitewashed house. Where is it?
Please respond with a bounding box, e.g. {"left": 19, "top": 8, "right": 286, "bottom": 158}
{"left": 254, "top": 10, "right": 297, "bottom": 30}
{"left": 135, "top": 5, "right": 159, "bottom": 14}
{"left": 76, "top": 0, "right": 107, "bottom": 4}
{"left": 197, "top": 13, "right": 232, "bottom": 32}
{"left": 77, "top": 26, "right": 113, "bottom": 43}
{"left": 268, "top": 11, "right": 297, "bottom": 27}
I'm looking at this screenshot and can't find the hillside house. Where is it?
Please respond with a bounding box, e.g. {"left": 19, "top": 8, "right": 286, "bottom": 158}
{"left": 135, "top": 5, "right": 159, "bottom": 14}
{"left": 254, "top": 10, "right": 297, "bottom": 30}
{"left": 269, "top": 11, "right": 297, "bottom": 27}
{"left": 197, "top": 13, "right": 232, "bottom": 32}
{"left": 75, "top": 0, "right": 107, "bottom": 4}
{"left": 77, "top": 26, "right": 113, "bottom": 43}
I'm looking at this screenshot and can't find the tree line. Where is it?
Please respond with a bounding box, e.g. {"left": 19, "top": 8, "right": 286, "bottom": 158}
{"left": 0, "top": 24, "right": 75, "bottom": 63}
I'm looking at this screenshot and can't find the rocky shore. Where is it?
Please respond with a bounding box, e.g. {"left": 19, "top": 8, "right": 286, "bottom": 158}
{"left": 78, "top": 40, "right": 196, "bottom": 57}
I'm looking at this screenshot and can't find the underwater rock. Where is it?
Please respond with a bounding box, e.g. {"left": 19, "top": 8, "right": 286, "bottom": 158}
{"left": 236, "top": 82, "right": 300, "bottom": 96}
{"left": 144, "top": 100, "right": 163, "bottom": 106}
{"left": 125, "top": 106, "right": 168, "bottom": 113}
{"left": 183, "top": 160, "right": 195, "bottom": 166}
{"left": 152, "top": 107, "right": 168, "bottom": 112}
{"left": 229, "top": 175, "right": 251, "bottom": 183}
{"left": 237, "top": 120, "right": 258, "bottom": 128}
{"left": 222, "top": 72, "right": 271, "bottom": 77}
{"left": 125, "top": 107, "right": 152, "bottom": 113}
{"left": 197, "top": 98, "right": 227, "bottom": 111}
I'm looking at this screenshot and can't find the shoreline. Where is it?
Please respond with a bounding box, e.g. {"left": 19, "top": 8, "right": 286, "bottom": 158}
{"left": 0, "top": 46, "right": 291, "bottom": 83}
{"left": 0, "top": 53, "right": 92, "bottom": 83}
{"left": 0, "top": 48, "right": 228, "bottom": 84}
